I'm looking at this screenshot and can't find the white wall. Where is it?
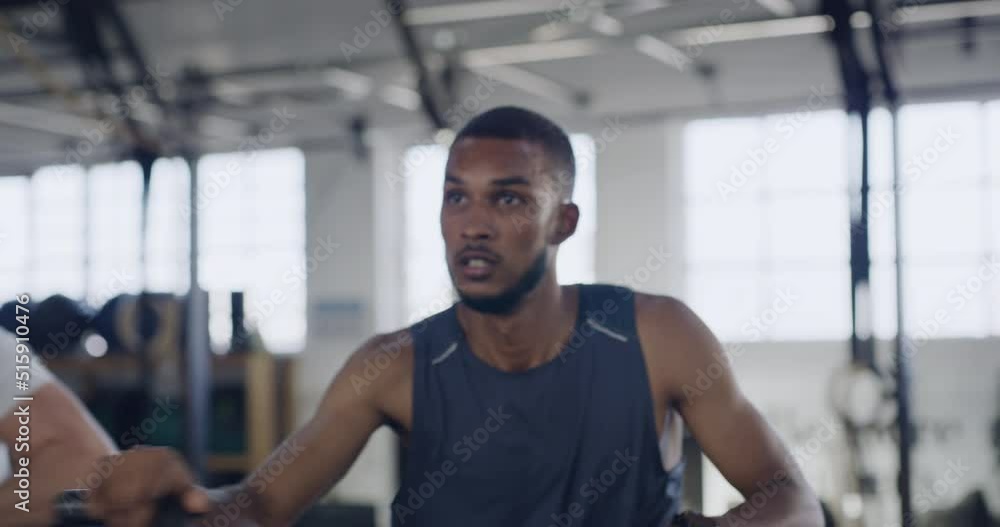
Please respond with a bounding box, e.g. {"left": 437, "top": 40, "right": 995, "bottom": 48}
{"left": 299, "top": 149, "right": 397, "bottom": 526}
{"left": 298, "top": 127, "right": 427, "bottom": 527}
{"left": 593, "top": 118, "right": 687, "bottom": 297}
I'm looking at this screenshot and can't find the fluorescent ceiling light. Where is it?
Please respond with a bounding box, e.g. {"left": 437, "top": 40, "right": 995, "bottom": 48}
{"left": 897, "top": 0, "right": 1000, "bottom": 24}
{"left": 531, "top": 22, "right": 575, "bottom": 42}
{"left": 404, "top": 0, "right": 564, "bottom": 25}
{"left": 591, "top": 13, "right": 625, "bottom": 36}
{"left": 470, "top": 64, "right": 579, "bottom": 106}
{"left": 667, "top": 15, "right": 833, "bottom": 45}
{"left": 462, "top": 39, "right": 606, "bottom": 67}
{"left": 380, "top": 85, "right": 421, "bottom": 111}
{"left": 323, "top": 68, "right": 373, "bottom": 100}
{"left": 756, "top": 0, "right": 797, "bottom": 17}
{"left": 635, "top": 34, "right": 689, "bottom": 71}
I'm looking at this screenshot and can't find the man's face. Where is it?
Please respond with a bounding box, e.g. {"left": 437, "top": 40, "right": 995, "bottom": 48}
{"left": 441, "top": 137, "right": 578, "bottom": 313}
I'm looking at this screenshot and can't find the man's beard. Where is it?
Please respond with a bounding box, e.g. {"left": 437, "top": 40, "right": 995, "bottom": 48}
{"left": 457, "top": 250, "right": 548, "bottom": 315}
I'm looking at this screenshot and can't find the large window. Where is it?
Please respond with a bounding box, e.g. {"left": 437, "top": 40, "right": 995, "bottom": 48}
{"left": 683, "top": 111, "right": 851, "bottom": 341}
{"left": 869, "top": 102, "right": 999, "bottom": 338}
{"left": 0, "top": 147, "right": 306, "bottom": 354}
{"left": 86, "top": 159, "right": 191, "bottom": 303}
{"left": 403, "top": 134, "right": 597, "bottom": 323}
{"left": 0, "top": 162, "right": 187, "bottom": 302}
{"left": 683, "top": 100, "right": 1000, "bottom": 341}
{"left": 197, "top": 148, "right": 306, "bottom": 353}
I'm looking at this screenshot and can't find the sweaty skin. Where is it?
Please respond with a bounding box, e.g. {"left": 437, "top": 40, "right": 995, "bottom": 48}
{"left": 89, "top": 137, "right": 822, "bottom": 527}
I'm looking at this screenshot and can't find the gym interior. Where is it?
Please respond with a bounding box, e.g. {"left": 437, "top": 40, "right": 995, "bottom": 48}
{"left": 0, "top": 0, "right": 998, "bottom": 526}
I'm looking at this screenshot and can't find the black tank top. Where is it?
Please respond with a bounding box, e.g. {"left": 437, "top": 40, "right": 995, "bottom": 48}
{"left": 392, "top": 284, "right": 684, "bottom": 526}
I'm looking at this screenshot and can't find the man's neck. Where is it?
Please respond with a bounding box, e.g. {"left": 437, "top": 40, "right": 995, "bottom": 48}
{"left": 457, "top": 280, "right": 579, "bottom": 372}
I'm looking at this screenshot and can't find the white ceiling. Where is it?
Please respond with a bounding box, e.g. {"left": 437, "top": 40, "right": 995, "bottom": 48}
{"left": 0, "top": 0, "right": 999, "bottom": 172}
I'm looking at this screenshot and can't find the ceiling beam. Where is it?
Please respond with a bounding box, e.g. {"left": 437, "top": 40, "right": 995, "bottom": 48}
{"left": 3, "top": 0, "right": 999, "bottom": 105}
{"left": 387, "top": 0, "right": 451, "bottom": 129}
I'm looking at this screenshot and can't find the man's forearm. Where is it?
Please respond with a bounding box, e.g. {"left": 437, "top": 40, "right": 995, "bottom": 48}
{"left": 716, "top": 485, "right": 823, "bottom": 527}
{"left": 203, "top": 484, "right": 272, "bottom": 527}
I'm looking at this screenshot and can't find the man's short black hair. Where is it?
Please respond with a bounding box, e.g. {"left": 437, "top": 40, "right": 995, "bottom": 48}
{"left": 452, "top": 106, "right": 576, "bottom": 199}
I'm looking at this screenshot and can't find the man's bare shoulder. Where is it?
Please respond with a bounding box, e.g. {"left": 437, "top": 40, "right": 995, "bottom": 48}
{"left": 334, "top": 328, "right": 416, "bottom": 431}
{"left": 633, "top": 292, "right": 707, "bottom": 343}
{"left": 346, "top": 328, "right": 416, "bottom": 393}
{"left": 632, "top": 292, "right": 725, "bottom": 400}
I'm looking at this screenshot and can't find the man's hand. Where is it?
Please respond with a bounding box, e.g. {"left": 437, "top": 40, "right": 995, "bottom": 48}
{"left": 87, "top": 447, "right": 213, "bottom": 527}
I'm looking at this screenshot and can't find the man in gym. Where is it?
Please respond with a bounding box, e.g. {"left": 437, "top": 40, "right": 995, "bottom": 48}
{"left": 87, "top": 106, "right": 824, "bottom": 526}
{"left": 1, "top": 329, "right": 118, "bottom": 527}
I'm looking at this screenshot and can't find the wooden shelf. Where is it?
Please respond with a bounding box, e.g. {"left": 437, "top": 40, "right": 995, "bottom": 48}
{"left": 46, "top": 354, "right": 139, "bottom": 374}
{"left": 45, "top": 352, "right": 262, "bottom": 373}
{"left": 45, "top": 351, "right": 295, "bottom": 477}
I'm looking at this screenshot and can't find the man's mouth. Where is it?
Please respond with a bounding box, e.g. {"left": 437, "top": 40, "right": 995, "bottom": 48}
{"left": 457, "top": 250, "right": 500, "bottom": 280}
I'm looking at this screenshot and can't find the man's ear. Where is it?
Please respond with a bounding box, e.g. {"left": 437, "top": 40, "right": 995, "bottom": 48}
{"left": 551, "top": 202, "right": 579, "bottom": 244}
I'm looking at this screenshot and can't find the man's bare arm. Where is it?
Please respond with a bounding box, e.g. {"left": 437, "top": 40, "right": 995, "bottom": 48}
{"left": 232, "top": 333, "right": 408, "bottom": 526}
{"left": 638, "top": 296, "right": 822, "bottom": 527}
{"left": 90, "top": 332, "right": 409, "bottom": 527}
{"left": 0, "top": 382, "right": 117, "bottom": 527}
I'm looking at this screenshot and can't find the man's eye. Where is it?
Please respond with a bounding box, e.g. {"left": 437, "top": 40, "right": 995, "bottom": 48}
{"left": 498, "top": 193, "right": 523, "bottom": 206}
{"left": 445, "top": 192, "right": 465, "bottom": 205}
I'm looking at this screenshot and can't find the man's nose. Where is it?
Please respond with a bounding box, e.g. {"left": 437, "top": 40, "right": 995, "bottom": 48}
{"left": 460, "top": 207, "right": 497, "bottom": 240}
